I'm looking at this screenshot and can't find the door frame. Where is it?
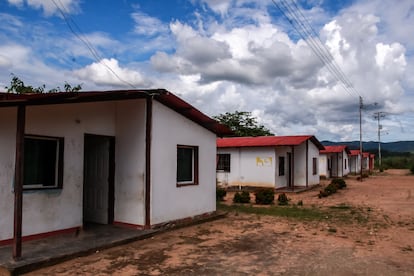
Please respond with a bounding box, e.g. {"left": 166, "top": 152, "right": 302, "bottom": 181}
{"left": 287, "top": 152, "right": 292, "bottom": 188}
{"left": 83, "top": 134, "right": 115, "bottom": 225}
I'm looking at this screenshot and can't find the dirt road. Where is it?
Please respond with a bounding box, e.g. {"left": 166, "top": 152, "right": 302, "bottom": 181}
{"left": 26, "top": 170, "right": 414, "bottom": 275}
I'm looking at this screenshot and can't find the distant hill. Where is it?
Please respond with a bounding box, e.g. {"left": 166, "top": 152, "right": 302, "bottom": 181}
{"left": 321, "top": 141, "right": 414, "bottom": 153}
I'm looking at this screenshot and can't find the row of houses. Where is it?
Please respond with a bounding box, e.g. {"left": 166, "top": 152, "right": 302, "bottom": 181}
{"left": 216, "top": 138, "right": 375, "bottom": 189}
{"left": 0, "top": 89, "right": 374, "bottom": 258}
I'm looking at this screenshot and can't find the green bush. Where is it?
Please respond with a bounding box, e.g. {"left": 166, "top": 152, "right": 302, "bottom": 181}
{"left": 277, "top": 193, "right": 289, "bottom": 205}
{"left": 318, "top": 179, "right": 346, "bottom": 198}
{"left": 331, "top": 178, "right": 346, "bottom": 189}
{"left": 216, "top": 187, "right": 227, "bottom": 201}
{"left": 318, "top": 190, "right": 330, "bottom": 198}
{"left": 255, "top": 188, "right": 275, "bottom": 205}
{"left": 233, "top": 191, "right": 251, "bottom": 203}
{"left": 325, "top": 183, "right": 338, "bottom": 194}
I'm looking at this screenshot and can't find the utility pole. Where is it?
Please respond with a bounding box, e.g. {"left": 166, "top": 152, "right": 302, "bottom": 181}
{"left": 374, "top": 112, "right": 386, "bottom": 169}
{"left": 359, "top": 96, "right": 363, "bottom": 181}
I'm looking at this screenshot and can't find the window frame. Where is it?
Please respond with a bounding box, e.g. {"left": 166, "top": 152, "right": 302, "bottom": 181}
{"left": 216, "top": 153, "right": 231, "bottom": 172}
{"left": 23, "top": 134, "right": 64, "bottom": 190}
{"left": 312, "top": 157, "right": 318, "bottom": 175}
{"left": 176, "top": 145, "right": 199, "bottom": 187}
{"left": 278, "top": 156, "right": 285, "bottom": 176}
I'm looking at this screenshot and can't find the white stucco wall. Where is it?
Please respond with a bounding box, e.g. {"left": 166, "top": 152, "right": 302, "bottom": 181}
{"left": 150, "top": 101, "right": 217, "bottom": 225}
{"left": 217, "top": 147, "right": 276, "bottom": 188}
{"left": 320, "top": 151, "right": 350, "bottom": 178}
{"left": 216, "top": 148, "right": 239, "bottom": 187}
{"left": 217, "top": 142, "right": 320, "bottom": 189}
{"left": 343, "top": 152, "right": 350, "bottom": 176}
{"left": 306, "top": 141, "right": 320, "bottom": 186}
{"left": 319, "top": 154, "right": 329, "bottom": 178}
{"left": 274, "top": 146, "right": 291, "bottom": 188}
{"left": 350, "top": 155, "right": 361, "bottom": 174}
{"left": 294, "top": 143, "right": 307, "bottom": 186}
{"left": 114, "top": 100, "right": 146, "bottom": 226}
{"left": 0, "top": 107, "right": 17, "bottom": 241}
{"left": 0, "top": 102, "right": 117, "bottom": 241}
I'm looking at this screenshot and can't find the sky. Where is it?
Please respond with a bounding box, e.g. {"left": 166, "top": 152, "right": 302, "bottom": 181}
{"left": 0, "top": 0, "right": 413, "bottom": 142}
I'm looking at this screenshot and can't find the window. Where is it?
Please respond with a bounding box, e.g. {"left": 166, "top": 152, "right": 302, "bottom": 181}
{"left": 23, "top": 135, "right": 64, "bottom": 190}
{"left": 217, "top": 154, "right": 230, "bottom": 172}
{"left": 177, "top": 145, "right": 198, "bottom": 186}
{"left": 345, "top": 158, "right": 347, "bottom": 170}
{"left": 312, "top": 157, "right": 318, "bottom": 175}
{"left": 278, "top": 156, "right": 285, "bottom": 176}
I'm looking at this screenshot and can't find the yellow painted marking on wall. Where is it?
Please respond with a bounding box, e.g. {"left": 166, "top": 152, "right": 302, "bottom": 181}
{"left": 256, "top": 157, "right": 272, "bottom": 167}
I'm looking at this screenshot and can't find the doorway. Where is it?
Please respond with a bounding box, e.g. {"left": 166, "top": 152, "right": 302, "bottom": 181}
{"left": 83, "top": 134, "right": 115, "bottom": 225}
{"left": 287, "top": 152, "right": 292, "bottom": 188}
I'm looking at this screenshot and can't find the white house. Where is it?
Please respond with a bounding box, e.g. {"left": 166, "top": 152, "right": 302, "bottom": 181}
{"left": 0, "top": 90, "right": 231, "bottom": 256}
{"left": 349, "top": 150, "right": 362, "bottom": 174}
{"left": 349, "top": 150, "right": 375, "bottom": 174}
{"left": 216, "top": 135, "right": 324, "bottom": 190}
{"left": 319, "top": 145, "right": 351, "bottom": 178}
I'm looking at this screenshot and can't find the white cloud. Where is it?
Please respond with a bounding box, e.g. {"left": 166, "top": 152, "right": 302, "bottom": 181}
{"left": 200, "top": 0, "right": 232, "bottom": 16}
{"left": 7, "top": 0, "right": 80, "bottom": 16}
{"left": 7, "top": 0, "right": 23, "bottom": 6}
{"left": 1, "top": 0, "right": 413, "bottom": 142}
{"left": 73, "top": 58, "right": 152, "bottom": 88}
{"left": 131, "top": 11, "right": 169, "bottom": 36}
{"left": 0, "top": 55, "right": 12, "bottom": 68}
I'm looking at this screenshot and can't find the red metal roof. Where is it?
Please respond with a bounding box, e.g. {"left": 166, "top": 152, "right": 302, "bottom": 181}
{"left": 320, "top": 145, "right": 351, "bottom": 154}
{"left": 217, "top": 135, "right": 325, "bottom": 149}
{"left": 349, "top": 150, "right": 374, "bottom": 158}
{"left": 0, "top": 90, "right": 233, "bottom": 136}
{"left": 350, "top": 150, "right": 360, "bottom": 156}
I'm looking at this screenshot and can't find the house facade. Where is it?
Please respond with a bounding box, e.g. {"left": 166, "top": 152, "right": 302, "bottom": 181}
{"left": 349, "top": 150, "right": 375, "bottom": 174}
{"left": 319, "top": 145, "right": 351, "bottom": 178}
{"left": 0, "top": 90, "right": 231, "bottom": 252}
{"left": 216, "top": 136, "right": 324, "bottom": 190}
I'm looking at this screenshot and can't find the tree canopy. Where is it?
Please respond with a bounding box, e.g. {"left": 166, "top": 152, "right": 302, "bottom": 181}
{"left": 214, "top": 111, "right": 273, "bottom": 137}
{"left": 5, "top": 74, "right": 82, "bottom": 94}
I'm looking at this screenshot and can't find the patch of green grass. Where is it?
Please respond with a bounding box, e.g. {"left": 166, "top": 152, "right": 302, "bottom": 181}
{"left": 329, "top": 203, "right": 352, "bottom": 210}
{"left": 218, "top": 202, "right": 326, "bottom": 220}
{"left": 217, "top": 202, "right": 370, "bottom": 225}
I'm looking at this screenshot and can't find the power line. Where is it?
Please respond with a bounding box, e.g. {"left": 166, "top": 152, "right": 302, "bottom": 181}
{"left": 272, "top": 0, "right": 366, "bottom": 179}
{"left": 51, "top": 0, "right": 138, "bottom": 89}
{"left": 271, "top": 0, "right": 361, "bottom": 99}
{"left": 373, "top": 111, "right": 386, "bottom": 168}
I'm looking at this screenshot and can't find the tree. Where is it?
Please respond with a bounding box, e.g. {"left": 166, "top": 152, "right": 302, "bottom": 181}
{"left": 214, "top": 111, "right": 273, "bottom": 137}
{"left": 5, "top": 74, "right": 82, "bottom": 94}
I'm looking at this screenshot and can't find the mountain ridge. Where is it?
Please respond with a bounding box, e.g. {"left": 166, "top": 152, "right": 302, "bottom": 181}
{"left": 321, "top": 140, "right": 414, "bottom": 153}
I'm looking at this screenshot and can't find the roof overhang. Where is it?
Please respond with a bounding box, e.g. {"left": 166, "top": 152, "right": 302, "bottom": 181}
{"left": 0, "top": 90, "right": 233, "bottom": 137}
{"left": 217, "top": 135, "right": 325, "bottom": 150}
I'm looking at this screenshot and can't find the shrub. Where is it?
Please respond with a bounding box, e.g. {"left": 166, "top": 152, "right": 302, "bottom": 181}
{"left": 277, "top": 193, "right": 289, "bottom": 205}
{"left": 411, "top": 165, "right": 414, "bottom": 174}
{"left": 318, "top": 190, "right": 329, "bottom": 198}
{"left": 325, "top": 183, "right": 338, "bottom": 194}
{"left": 233, "top": 191, "right": 251, "bottom": 203}
{"left": 331, "top": 178, "right": 346, "bottom": 189}
{"left": 255, "top": 188, "right": 275, "bottom": 205}
{"left": 297, "top": 200, "right": 303, "bottom": 206}
{"left": 318, "top": 179, "right": 346, "bottom": 198}
{"left": 216, "top": 187, "right": 227, "bottom": 201}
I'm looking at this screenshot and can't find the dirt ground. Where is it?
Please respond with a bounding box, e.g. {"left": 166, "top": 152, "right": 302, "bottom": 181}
{"left": 27, "top": 169, "right": 414, "bottom": 275}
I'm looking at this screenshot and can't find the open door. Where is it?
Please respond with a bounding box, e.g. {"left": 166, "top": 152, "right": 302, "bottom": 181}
{"left": 83, "top": 134, "right": 115, "bottom": 225}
